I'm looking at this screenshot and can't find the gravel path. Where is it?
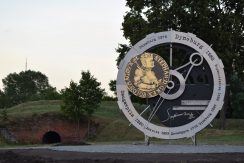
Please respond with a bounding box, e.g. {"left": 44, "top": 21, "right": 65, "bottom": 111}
{"left": 50, "top": 144, "right": 244, "bottom": 153}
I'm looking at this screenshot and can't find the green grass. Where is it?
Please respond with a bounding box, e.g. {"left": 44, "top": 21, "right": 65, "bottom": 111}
{"left": 6, "top": 100, "right": 62, "bottom": 118}
{"left": 6, "top": 100, "right": 123, "bottom": 119}
{"left": 93, "top": 119, "right": 144, "bottom": 142}
{"left": 197, "top": 128, "right": 244, "bottom": 145}
{"left": 1, "top": 100, "right": 244, "bottom": 145}
{"left": 93, "top": 101, "right": 124, "bottom": 119}
{"left": 211, "top": 118, "right": 244, "bottom": 130}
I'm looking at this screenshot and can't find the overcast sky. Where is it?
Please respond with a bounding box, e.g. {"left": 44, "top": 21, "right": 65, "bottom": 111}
{"left": 0, "top": 0, "right": 128, "bottom": 95}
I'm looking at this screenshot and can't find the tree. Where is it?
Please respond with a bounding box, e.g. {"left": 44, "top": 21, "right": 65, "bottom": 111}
{"left": 0, "top": 109, "right": 8, "bottom": 121}
{"left": 40, "top": 87, "right": 61, "bottom": 100}
{"left": 2, "top": 70, "right": 59, "bottom": 107}
{"left": 61, "top": 71, "right": 104, "bottom": 139}
{"left": 115, "top": 0, "right": 244, "bottom": 117}
{"left": 0, "top": 90, "right": 6, "bottom": 109}
{"left": 109, "top": 80, "right": 116, "bottom": 95}
{"left": 230, "top": 73, "right": 244, "bottom": 118}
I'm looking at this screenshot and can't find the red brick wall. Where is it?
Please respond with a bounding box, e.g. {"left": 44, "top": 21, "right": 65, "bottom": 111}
{"left": 7, "top": 114, "right": 88, "bottom": 143}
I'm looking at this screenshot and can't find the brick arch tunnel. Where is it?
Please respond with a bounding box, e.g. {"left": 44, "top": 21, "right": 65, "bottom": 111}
{"left": 42, "top": 131, "right": 61, "bottom": 144}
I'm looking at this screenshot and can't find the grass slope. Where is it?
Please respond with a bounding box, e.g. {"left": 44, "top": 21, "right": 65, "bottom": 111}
{"left": 1, "top": 100, "right": 244, "bottom": 145}
{"left": 6, "top": 100, "right": 61, "bottom": 118}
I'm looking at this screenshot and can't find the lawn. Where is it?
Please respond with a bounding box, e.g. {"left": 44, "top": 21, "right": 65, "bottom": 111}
{"left": 6, "top": 100, "right": 61, "bottom": 118}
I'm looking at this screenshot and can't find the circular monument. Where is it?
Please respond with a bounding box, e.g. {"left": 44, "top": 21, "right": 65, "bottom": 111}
{"left": 116, "top": 30, "right": 226, "bottom": 139}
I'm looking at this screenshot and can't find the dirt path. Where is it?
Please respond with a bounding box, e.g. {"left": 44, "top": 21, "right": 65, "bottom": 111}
{"left": 0, "top": 148, "right": 244, "bottom": 163}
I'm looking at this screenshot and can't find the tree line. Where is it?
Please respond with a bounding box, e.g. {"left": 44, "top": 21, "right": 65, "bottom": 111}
{"left": 0, "top": 70, "right": 111, "bottom": 109}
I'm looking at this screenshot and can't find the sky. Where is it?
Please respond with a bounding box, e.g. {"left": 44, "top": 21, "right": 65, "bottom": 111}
{"left": 0, "top": 0, "right": 128, "bottom": 95}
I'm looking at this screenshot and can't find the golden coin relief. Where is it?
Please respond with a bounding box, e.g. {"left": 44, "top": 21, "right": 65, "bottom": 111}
{"left": 124, "top": 52, "right": 170, "bottom": 98}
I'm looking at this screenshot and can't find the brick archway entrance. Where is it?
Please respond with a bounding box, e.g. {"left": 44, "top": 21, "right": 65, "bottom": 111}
{"left": 42, "top": 131, "right": 61, "bottom": 144}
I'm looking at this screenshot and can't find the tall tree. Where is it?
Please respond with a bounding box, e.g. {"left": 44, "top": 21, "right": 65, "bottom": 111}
{"left": 2, "top": 70, "right": 59, "bottom": 107}
{"left": 61, "top": 71, "right": 104, "bottom": 139}
{"left": 115, "top": 0, "right": 244, "bottom": 117}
